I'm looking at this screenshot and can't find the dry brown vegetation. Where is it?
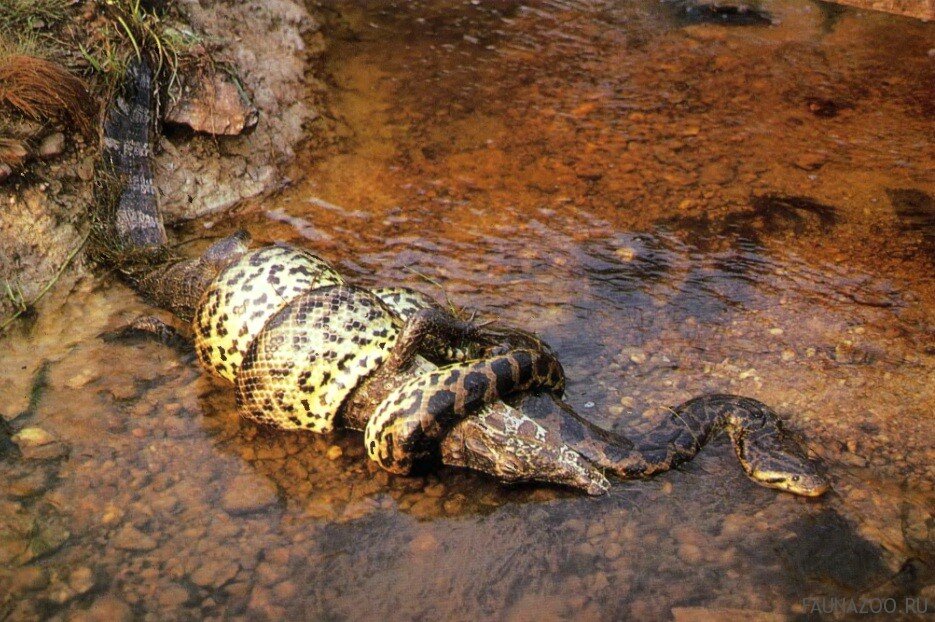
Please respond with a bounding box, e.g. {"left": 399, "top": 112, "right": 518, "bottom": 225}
{"left": 0, "top": 137, "right": 28, "bottom": 167}
{"left": 0, "top": 54, "right": 96, "bottom": 136}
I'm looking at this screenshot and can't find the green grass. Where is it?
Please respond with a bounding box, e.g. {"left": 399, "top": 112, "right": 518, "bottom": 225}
{"left": 0, "top": 0, "right": 69, "bottom": 32}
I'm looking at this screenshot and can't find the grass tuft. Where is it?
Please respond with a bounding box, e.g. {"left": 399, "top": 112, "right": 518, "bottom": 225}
{"left": 0, "top": 0, "right": 69, "bottom": 32}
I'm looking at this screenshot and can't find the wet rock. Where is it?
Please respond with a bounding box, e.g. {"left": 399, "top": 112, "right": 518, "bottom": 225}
{"left": 11, "top": 427, "right": 70, "bottom": 460}
{"left": 221, "top": 475, "right": 279, "bottom": 515}
{"left": 68, "top": 566, "right": 96, "bottom": 595}
{"left": 190, "top": 559, "right": 240, "bottom": 588}
{"left": 304, "top": 499, "right": 336, "bottom": 520}
{"left": 38, "top": 133, "right": 66, "bottom": 159}
{"left": 112, "top": 523, "right": 158, "bottom": 551}
{"left": 8, "top": 470, "right": 53, "bottom": 499}
{"left": 793, "top": 152, "right": 827, "bottom": 171}
{"left": 163, "top": 67, "right": 259, "bottom": 135}
{"left": 247, "top": 585, "right": 286, "bottom": 619}
{"left": 27, "top": 518, "right": 71, "bottom": 561}
{"left": 326, "top": 445, "right": 343, "bottom": 460}
{"left": 12, "top": 427, "right": 56, "bottom": 448}
{"left": 68, "top": 595, "right": 133, "bottom": 622}
{"left": 8, "top": 565, "right": 50, "bottom": 594}
{"left": 677, "top": 543, "right": 704, "bottom": 564}
{"left": 158, "top": 584, "right": 190, "bottom": 608}
{"left": 272, "top": 579, "right": 297, "bottom": 600}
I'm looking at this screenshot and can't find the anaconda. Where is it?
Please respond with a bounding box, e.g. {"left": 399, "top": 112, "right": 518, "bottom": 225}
{"left": 112, "top": 231, "right": 828, "bottom": 497}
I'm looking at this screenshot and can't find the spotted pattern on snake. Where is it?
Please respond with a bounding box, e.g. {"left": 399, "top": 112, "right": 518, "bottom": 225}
{"left": 235, "top": 285, "right": 401, "bottom": 433}
{"left": 193, "top": 245, "right": 344, "bottom": 382}
{"left": 365, "top": 348, "right": 565, "bottom": 473}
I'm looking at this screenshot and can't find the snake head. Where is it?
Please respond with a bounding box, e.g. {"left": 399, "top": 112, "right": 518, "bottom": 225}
{"left": 741, "top": 429, "right": 831, "bottom": 497}
{"left": 752, "top": 464, "right": 830, "bottom": 497}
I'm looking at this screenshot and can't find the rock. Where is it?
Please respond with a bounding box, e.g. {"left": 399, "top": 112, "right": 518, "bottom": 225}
{"left": 158, "top": 584, "right": 190, "bottom": 608}
{"left": 27, "top": 518, "right": 70, "bottom": 560}
{"left": 11, "top": 427, "right": 69, "bottom": 460}
{"left": 68, "top": 566, "right": 96, "bottom": 595}
{"left": 38, "top": 133, "right": 65, "bottom": 159}
{"left": 8, "top": 470, "right": 53, "bottom": 499}
{"left": 793, "top": 152, "right": 827, "bottom": 171}
{"left": 9, "top": 565, "right": 49, "bottom": 594}
{"left": 190, "top": 559, "right": 240, "bottom": 588}
{"left": 839, "top": 451, "right": 868, "bottom": 467}
{"left": 678, "top": 543, "right": 704, "bottom": 564}
{"left": 68, "top": 595, "right": 133, "bottom": 622}
{"left": 273, "top": 579, "right": 297, "bottom": 600}
{"left": 112, "top": 523, "right": 157, "bottom": 551}
{"left": 163, "top": 67, "right": 259, "bottom": 135}
{"left": 12, "top": 427, "right": 56, "bottom": 448}
{"left": 221, "top": 475, "right": 278, "bottom": 515}
{"left": 326, "top": 445, "right": 343, "bottom": 460}
{"left": 698, "top": 160, "right": 734, "bottom": 185}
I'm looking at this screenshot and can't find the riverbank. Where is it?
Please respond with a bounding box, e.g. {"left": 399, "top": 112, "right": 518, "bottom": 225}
{"left": 0, "top": 0, "right": 330, "bottom": 323}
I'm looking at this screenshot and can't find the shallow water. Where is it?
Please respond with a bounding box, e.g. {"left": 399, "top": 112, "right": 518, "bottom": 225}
{"left": 2, "top": 1, "right": 934, "bottom": 620}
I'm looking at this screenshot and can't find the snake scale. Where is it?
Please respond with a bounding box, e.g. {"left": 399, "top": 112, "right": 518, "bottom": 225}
{"left": 99, "top": 60, "right": 828, "bottom": 498}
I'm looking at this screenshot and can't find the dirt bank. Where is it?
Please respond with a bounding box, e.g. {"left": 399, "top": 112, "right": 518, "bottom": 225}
{"left": 0, "top": 0, "right": 328, "bottom": 323}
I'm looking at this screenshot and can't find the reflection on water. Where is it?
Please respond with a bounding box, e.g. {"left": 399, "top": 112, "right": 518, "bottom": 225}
{"left": 2, "top": 0, "right": 933, "bottom": 619}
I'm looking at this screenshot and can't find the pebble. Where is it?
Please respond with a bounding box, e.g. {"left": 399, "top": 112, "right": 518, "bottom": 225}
{"left": 839, "top": 451, "right": 868, "bottom": 467}
{"left": 190, "top": 559, "right": 240, "bottom": 588}
{"left": 780, "top": 349, "right": 796, "bottom": 362}
{"left": 68, "top": 596, "right": 133, "bottom": 622}
{"left": 221, "top": 475, "right": 278, "bottom": 515}
{"left": 12, "top": 427, "right": 56, "bottom": 448}
{"left": 113, "top": 523, "right": 158, "bottom": 551}
{"left": 27, "top": 519, "right": 70, "bottom": 560}
{"left": 38, "top": 132, "right": 65, "bottom": 159}
{"left": 793, "top": 152, "right": 827, "bottom": 171}
{"left": 8, "top": 470, "right": 53, "bottom": 498}
{"left": 326, "top": 445, "right": 343, "bottom": 460}
{"left": 678, "top": 543, "right": 704, "bottom": 564}
{"left": 9, "top": 565, "right": 49, "bottom": 594}
{"left": 158, "top": 584, "right": 190, "bottom": 608}
{"left": 68, "top": 566, "right": 96, "bottom": 595}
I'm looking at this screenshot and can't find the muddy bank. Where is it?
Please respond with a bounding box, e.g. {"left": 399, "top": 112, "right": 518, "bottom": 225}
{"left": 0, "top": 0, "right": 327, "bottom": 321}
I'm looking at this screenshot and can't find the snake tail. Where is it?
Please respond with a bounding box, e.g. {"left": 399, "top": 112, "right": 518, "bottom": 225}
{"left": 101, "top": 57, "right": 166, "bottom": 250}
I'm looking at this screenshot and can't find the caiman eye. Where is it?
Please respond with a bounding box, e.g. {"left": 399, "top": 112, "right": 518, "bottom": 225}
{"left": 791, "top": 476, "right": 800, "bottom": 482}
